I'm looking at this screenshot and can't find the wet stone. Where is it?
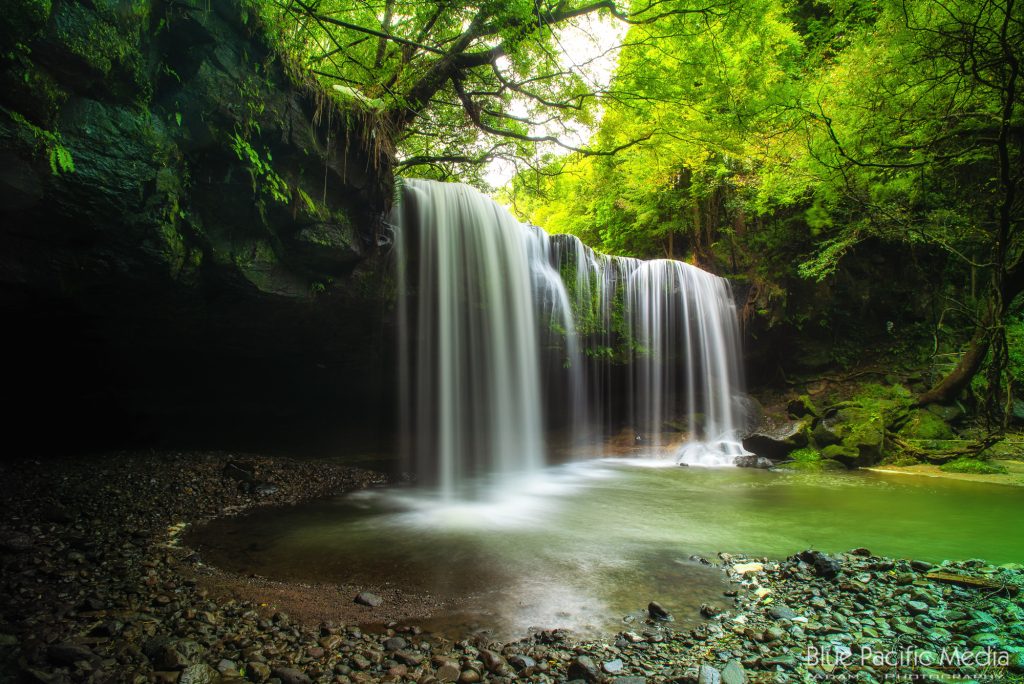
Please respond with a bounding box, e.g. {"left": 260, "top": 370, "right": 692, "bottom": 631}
{"left": 768, "top": 606, "right": 798, "bottom": 620}
{"left": 436, "top": 663, "right": 461, "bottom": 682}
{"left": 761, "top": 653, "right": 798, "bottom": 669}
{"left": 354, "top": 592, "right": 383, "bottom": 607}
{"left": 906, "top": 601, "right": 930, "bottom": 615}
{"left": 721, "top": 659, "right": 748, "bottom": 684}
{"left": 179, "top": 663, "right": 219, "bottom": 684}
{"left": 458, "top": 668, "right": 481, "bottom": 684}
{"left": 567, "top": 655, "right": 601, "bottom": 682}
{"left": 698, "top": 663, "right": 722, "bottom": 684}
{"left": 648, "top": 602, "right": 673, "bottom": 621}
{"left": 602, "top": 658, "right": 624, "bottom": 674}
{"left": 384, "top": 636, "right": 407, "bottom": 651}
{"left": 507, "top": 654, "right": 536, "bottom": 671}
{"left": 271, "top": 665, "right": 312, "bottom": 684}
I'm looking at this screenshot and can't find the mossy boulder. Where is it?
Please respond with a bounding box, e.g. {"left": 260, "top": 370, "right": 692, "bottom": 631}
{"left": 899, "top": 409, "right": 956, "bottom": 441}
{"left": 814, "top": 406, "right": 887, "bottom": 466}
{"left": 821, "top": 443, "right": 862, "bottom": 466}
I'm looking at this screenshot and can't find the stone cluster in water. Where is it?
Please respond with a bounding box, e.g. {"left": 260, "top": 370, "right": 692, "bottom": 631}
{"left": 2, "top": 452, "right": 1022, "bottom": 683}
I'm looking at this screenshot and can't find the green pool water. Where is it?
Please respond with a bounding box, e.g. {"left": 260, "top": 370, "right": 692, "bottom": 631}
{"left": 190, "top": 461, "right": 1024, "bottom": 638}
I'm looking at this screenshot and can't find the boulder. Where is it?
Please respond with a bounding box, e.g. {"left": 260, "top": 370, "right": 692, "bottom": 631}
{"left": 899, "top": 409, "right": 955, "bottom": 441}
{"left": 741, "top": 419, "right": 810, "bottom": 460}
{"left": 814, "top": 407, "right": 887, "bottom": 466}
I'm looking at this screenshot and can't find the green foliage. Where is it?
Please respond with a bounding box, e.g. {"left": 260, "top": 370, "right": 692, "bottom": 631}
{"left": 1007, "top": 314, "right": 1024, "bottom": 389}
{"left": 8, "top": 110, "right": 74, "bottom": 175}
{"left": 254, "top": 0, "right": 627, "bottom": 181}
{"left": 230, "top": 132, "right": 289, "bottom": 205}
{"left": 940, "top": 458, "right": 1008, "bottom": 475}
{"left": 789, "top": 447, "right": 821, "bottom": 462}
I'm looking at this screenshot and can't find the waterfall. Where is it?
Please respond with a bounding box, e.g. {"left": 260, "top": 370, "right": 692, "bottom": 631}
{"left": 394, "top": 179, "right": 747, "bottom": 496}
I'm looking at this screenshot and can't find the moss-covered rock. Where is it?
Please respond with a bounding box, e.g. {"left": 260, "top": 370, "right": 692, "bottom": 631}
{"left": 821, "top": 443, "right": 861, "bottom": 465}
{"left": 899, "top": 408, "right": 956, "bottom": 441}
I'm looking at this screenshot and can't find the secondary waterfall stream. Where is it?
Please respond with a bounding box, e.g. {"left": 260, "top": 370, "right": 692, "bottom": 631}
{"left": 394, "top": 179, "right": 748, "bottom": 497}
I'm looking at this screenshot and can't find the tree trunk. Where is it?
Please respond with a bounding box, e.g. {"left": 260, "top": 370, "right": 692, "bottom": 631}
{"left": 916, "top": 318, "right": 992, "bottom": 406}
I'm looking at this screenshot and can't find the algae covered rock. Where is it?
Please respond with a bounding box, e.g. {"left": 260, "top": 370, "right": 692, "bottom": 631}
{"left": 899, "top": 408, "right": 956, "bottom": 441}
{"left": 814, "top": 406, "right": 886, "bottom": 466}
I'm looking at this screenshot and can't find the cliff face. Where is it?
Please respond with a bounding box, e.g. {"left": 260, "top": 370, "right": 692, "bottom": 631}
{"left": 0, "top": 0, "right": 396, "bottom": 452}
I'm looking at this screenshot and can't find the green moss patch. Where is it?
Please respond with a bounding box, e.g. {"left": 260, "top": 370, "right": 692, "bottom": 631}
{"left": 940, "top": 458, "right": 1008, "bottom": 475}
{"left": 789, "top": 447, "right": 820, "bottom": 462}
{"left": 899, "top": 409, "right": 955, "bottom": 441}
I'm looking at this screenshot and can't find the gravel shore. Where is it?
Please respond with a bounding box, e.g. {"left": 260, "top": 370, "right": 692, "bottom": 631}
{"left": 1, "top": 451, "right": 1022, "bottom": 683}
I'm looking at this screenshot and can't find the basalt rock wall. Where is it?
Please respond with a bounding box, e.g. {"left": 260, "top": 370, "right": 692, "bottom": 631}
{"left": 0, "top": 0, "right": 396, "bottom": 453}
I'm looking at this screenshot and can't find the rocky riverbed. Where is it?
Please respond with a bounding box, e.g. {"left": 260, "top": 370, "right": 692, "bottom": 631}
{"left": 1, "top": 452, "right": 1022, "bottom": 683}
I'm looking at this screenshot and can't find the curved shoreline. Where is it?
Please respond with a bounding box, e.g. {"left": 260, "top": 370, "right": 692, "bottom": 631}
{"left": 864, "top": 460, "right": 1024, "bottom": 487}
{"left": 1, "top": 451, "right": 1021, "bottom": 683}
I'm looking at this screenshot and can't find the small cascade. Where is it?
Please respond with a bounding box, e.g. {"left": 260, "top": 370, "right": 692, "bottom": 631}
{"left": 393, "top": 179, "right": 748, "bottom": 495}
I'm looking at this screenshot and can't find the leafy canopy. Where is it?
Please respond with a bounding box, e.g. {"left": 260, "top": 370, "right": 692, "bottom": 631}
{"left": 257, "top": 0, "right": 731, "bottom": 185}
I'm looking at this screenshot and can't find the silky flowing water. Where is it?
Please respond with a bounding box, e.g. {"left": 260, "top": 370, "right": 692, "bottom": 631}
{"left": 190, "top": 462, "right": 1024, "bottom": 640}
{"left": 393, "top": 180, "right": 749, "bottom": 499}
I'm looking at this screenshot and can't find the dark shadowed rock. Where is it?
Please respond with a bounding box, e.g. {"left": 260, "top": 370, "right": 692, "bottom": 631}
{"left": 567, "top": 655, "right": 601, "bottom": 682}
{"left": 507, "top": 654, "right": 536, "bottom": 671}
{"left": 795, "top": 550, "right": 841, "bottom": 580}
{"left": 787, "top": 395, "right": 819, "bottom": 419}
{"left": 47, "top": 642, "right": 99, "bottom": 667}
{"left": 384, "top": 636, "right": 407, "bottom": 651}
{"left": 271, "top": 666, "right": 312, "bottom": 684}
{"left": 648, "top": 601, "right": 673, "bottom": 621}
{"left": 700, "top": 603, "right": 722, "bottom": 618}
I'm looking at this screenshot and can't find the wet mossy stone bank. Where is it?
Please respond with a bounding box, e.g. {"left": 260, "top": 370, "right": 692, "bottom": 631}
{"left": 0, "top": 0, "right": 395, "bottom": 451}
{"left": 742, "top": 386, "right": 971, "bottom": 470}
